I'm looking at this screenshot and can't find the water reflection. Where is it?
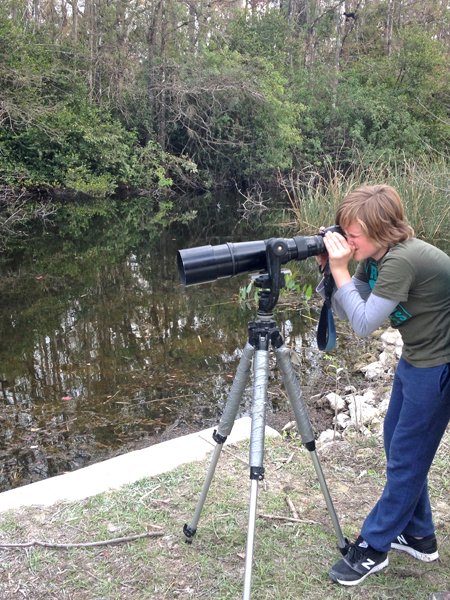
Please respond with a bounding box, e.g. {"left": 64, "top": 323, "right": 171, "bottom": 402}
{"left": 1, "top": 195, "right": 313, "bottom": 491}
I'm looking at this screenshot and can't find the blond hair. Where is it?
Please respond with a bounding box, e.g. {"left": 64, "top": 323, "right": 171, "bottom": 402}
{"left": 336, "top": 184, "right": 414, "bottom": 247}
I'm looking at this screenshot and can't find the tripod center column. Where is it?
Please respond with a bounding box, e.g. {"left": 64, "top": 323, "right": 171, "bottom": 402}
{"left": 249, "top": 344, "right": 269, "bottom": 479}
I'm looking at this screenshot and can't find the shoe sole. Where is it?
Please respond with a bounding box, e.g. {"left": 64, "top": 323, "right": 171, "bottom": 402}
{"left": 391, "top": 542, "right": 439, "bottom": 562}
{"left": 330, "top": 557, "right": 389, "bottom": 586}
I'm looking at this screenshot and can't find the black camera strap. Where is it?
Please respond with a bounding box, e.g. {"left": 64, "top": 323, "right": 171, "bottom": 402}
{"left": 317, "top": 262, "right": 337, "bottom": 351}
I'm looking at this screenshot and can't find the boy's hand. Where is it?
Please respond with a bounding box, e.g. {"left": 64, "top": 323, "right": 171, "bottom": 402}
{"left": 323, "top": 231, "right": 354, "bottom": 288}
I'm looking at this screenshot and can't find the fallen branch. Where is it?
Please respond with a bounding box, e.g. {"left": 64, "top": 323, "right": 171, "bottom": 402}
{"left": 285, "top": 496, "right": 299, "bottom": 520}
{"left": 0, "top": 530, "right": 164, "bottom": 549}
{"left": 258, "top": 513, "right": 321, "bottom": 525}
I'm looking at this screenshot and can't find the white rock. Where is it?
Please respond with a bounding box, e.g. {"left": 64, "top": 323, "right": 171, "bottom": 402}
{"left": 325, "top": 392, "right": 346, "bottom": 411}
{"left": 348, "top": 396, "right": 379, "bottom": 426}
{"left": 380, "top": 329, "right": 403, "bottom": 346}
{"left": 281, "top": 420, "right": 297, "bottom": 433}
{"left": 334, "top": 412, "right": 351, "bottom": 429}
{"left": 361, "top": 361, "right": 385, "bottom": 380}
{"left": 362, "top": 389, "right": 377, "bottom": 405}
{"left": 378, "top": 350, "right": 391, "bottom": 365}
{"left": 317, "top": 429, "right": 342, "bottom": 445}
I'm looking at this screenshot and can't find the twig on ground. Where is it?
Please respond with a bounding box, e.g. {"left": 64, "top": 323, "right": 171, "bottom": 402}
{"left": 258, "top": 513, "right": 321, "bottom": 525}
{"left": 0, "top": 530, "right": 164, "bottom": 549}
{"left": 285, "top": 496, "right": 299, "bottom": 520}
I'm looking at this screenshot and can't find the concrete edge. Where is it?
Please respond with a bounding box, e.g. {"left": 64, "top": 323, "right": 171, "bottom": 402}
{"left": 0, "top": 417, "right": 280, "bottom": 512}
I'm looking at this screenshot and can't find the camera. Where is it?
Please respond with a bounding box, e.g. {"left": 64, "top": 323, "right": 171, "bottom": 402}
{"left": 177, "top": 225, "right": 343, "bottom": 286}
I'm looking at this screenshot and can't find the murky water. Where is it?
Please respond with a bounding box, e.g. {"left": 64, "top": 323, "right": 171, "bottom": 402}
{"left": 0, "top": 194, "right": 353, "bottom": 491}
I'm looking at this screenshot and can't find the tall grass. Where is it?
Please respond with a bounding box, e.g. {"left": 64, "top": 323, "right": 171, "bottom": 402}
{"left": 279, "top": 157, "right": 450, "bottom": 249}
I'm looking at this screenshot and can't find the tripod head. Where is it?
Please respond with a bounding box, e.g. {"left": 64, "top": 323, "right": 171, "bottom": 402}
{"left": 253, "top": 238, "right": 289, "bottom": 316}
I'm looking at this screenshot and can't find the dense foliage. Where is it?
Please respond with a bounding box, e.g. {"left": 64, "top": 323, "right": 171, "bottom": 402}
{"left": 0, "top": 0, "right": 449, "bottom": 238}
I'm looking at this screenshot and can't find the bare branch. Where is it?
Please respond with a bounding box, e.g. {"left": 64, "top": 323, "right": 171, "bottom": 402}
{"left": 0, "top": 529, "right": 164, "bottom": 550}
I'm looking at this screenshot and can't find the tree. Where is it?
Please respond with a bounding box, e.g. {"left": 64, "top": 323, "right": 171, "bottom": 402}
{"left": 1, "top": 0, "right": 449, "bottom": 197}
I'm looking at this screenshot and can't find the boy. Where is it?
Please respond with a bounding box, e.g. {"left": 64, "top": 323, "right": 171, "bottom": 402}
{"left": 320, "top": 184, "right": 450, "bottom": 586}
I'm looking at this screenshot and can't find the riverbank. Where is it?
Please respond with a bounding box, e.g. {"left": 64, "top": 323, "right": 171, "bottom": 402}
{"left": 0, "top": 427, "right": 448, "bottom": 599}
{"left": 0, "top": 417, "right": 279, "bottom": 513}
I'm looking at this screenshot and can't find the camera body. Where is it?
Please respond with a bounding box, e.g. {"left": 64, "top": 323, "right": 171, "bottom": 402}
{"left": 177, "top": 225, "right": 343, "bottom": 286}
{"left": 320, "top": 225, "right": 343, "bottom": 238}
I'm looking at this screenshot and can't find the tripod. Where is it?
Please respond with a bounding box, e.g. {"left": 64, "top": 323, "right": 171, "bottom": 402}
{"left": 183, "top": 240, "right": 348, "bottom": 599}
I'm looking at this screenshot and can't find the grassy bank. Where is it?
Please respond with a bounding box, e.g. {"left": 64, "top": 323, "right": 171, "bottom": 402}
{"left": 0, "top": 428, "right": 448, "bottom": 599}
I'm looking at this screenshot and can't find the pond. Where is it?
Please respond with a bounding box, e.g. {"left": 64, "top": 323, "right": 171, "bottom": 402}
{"left": 0, "top": 194, "right": 362, "bottom": 492}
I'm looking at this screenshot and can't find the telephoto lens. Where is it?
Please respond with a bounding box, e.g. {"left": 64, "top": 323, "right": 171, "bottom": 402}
{"left": 177, "top": 226, "right": 342, "bottom": 286}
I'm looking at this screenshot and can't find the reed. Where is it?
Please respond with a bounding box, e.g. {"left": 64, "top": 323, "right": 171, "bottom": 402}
{"left": 280, "top": 157, "right": 450, "bottom": 249}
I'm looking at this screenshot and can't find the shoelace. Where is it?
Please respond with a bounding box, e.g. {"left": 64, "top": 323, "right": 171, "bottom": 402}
{"left": 346, "top": 544, "right": 367, "bottom": 563}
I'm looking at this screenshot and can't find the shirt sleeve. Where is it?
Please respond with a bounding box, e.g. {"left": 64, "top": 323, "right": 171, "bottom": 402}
{"left": 334, "top": 281, "right": 398, "bottom": 337}
{"left": 316, "top": 276, "right": 372, "bottom": 319}
{"left": 372, "top": 253, "right": 414, "bottom": 302}
{"left": 353, "top": 277, "right": 372, "bottom": 301}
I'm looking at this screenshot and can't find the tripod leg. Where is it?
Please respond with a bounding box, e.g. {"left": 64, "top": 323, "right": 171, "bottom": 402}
{"left": 243, "top": 347, "right": 269, "bottom": 600}
{"left": 275, "top": 344, "right": 347, "bottom": 552}
{"left": 183, "top": 342, "right": 254, "bottom": 543}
